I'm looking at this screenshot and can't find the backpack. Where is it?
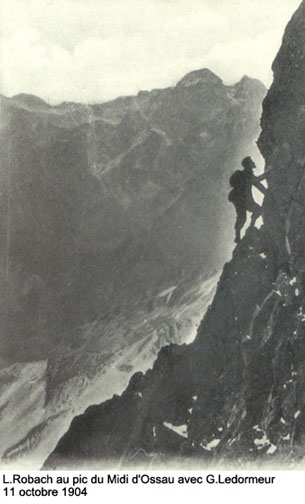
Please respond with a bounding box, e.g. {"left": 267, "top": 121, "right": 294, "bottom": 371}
{"left": 228, "top": 170, "right": 248, "bottom": 205}
{"left": 229, "top": 170, "right": 247, "bottom": 191}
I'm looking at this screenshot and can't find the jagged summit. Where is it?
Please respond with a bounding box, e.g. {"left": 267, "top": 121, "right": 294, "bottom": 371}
{"left": 237, "top": 75, "right": 267, "bottom": 92}
{"left": 176, "top": 68, "right": 223, "bottom": 88}
{"left": 6, "top": 69, "right": 256, "bottom": 113}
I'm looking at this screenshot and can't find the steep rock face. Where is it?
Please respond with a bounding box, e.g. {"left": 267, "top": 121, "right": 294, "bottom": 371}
{"left": 45, "top": 1, "right": 305, "bottom": 468}
{"left": 258, "top": 1, "right": 305, "bottom": 270}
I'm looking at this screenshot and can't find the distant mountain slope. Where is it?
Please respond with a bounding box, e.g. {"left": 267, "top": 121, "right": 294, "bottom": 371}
{"left": 0, "top": 69, "right": 265, "bottom": 363}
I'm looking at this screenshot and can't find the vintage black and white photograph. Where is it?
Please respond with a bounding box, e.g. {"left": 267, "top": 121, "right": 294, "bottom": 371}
{"left": 0, "top": 0, "right": 304, "bottom": 471}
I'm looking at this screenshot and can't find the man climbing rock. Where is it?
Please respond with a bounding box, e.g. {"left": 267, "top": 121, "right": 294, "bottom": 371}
{"left": 228, "top": 156, "right": 268, "bottom": 243}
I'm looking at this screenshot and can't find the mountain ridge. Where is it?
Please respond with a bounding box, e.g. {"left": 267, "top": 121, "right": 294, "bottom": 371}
{"left": 2, "top": 69, "right": 262, "bottom": 109}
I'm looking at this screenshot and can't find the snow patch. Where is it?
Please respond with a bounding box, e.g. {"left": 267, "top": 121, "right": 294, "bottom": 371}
{"left": 163, "top": 422, "right": 188, "bottom": 438}
{"left": 294, "top": 410, "right": 301, "bottom": 419}
{"left": 253, "top": 425, "right": 263, "bottom": 432}
{"left": 157, "top": 286, "right": 176, "bottom": 298}
{"left": 297, "top": 308, "right": 305, "bottom": 321}
{"left": 254, "top": 433, "right": 270, "bottom": 449}
{"left": 255, "top": 216, "right": 263, "bottom": 229}
{"left": 200, "top": 439, "right": 221, "bottom": 451}
{"left": 267, "top": 444, "right": 277, "bottom": 455}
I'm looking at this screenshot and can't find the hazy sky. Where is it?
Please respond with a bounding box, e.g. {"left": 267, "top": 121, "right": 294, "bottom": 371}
{"left": 0, "top": 0, "right": 301, "bottom": 104}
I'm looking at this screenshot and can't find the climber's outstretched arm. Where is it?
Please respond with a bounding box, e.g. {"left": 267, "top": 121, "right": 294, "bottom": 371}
{"left": 256, "top": 166, "right": 274, "bottom": 181}
{"left": 252, "top": 166, "right": 274, "bottom": 194}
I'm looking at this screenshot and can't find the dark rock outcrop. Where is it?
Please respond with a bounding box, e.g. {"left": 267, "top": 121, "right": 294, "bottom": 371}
{"left": 45, "top": 0, "right": 305, "bottom": 468}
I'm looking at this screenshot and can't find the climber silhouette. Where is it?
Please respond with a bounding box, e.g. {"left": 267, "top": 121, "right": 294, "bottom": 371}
{"left": 228, "top": 156, "right": 268, "bottom": 243}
